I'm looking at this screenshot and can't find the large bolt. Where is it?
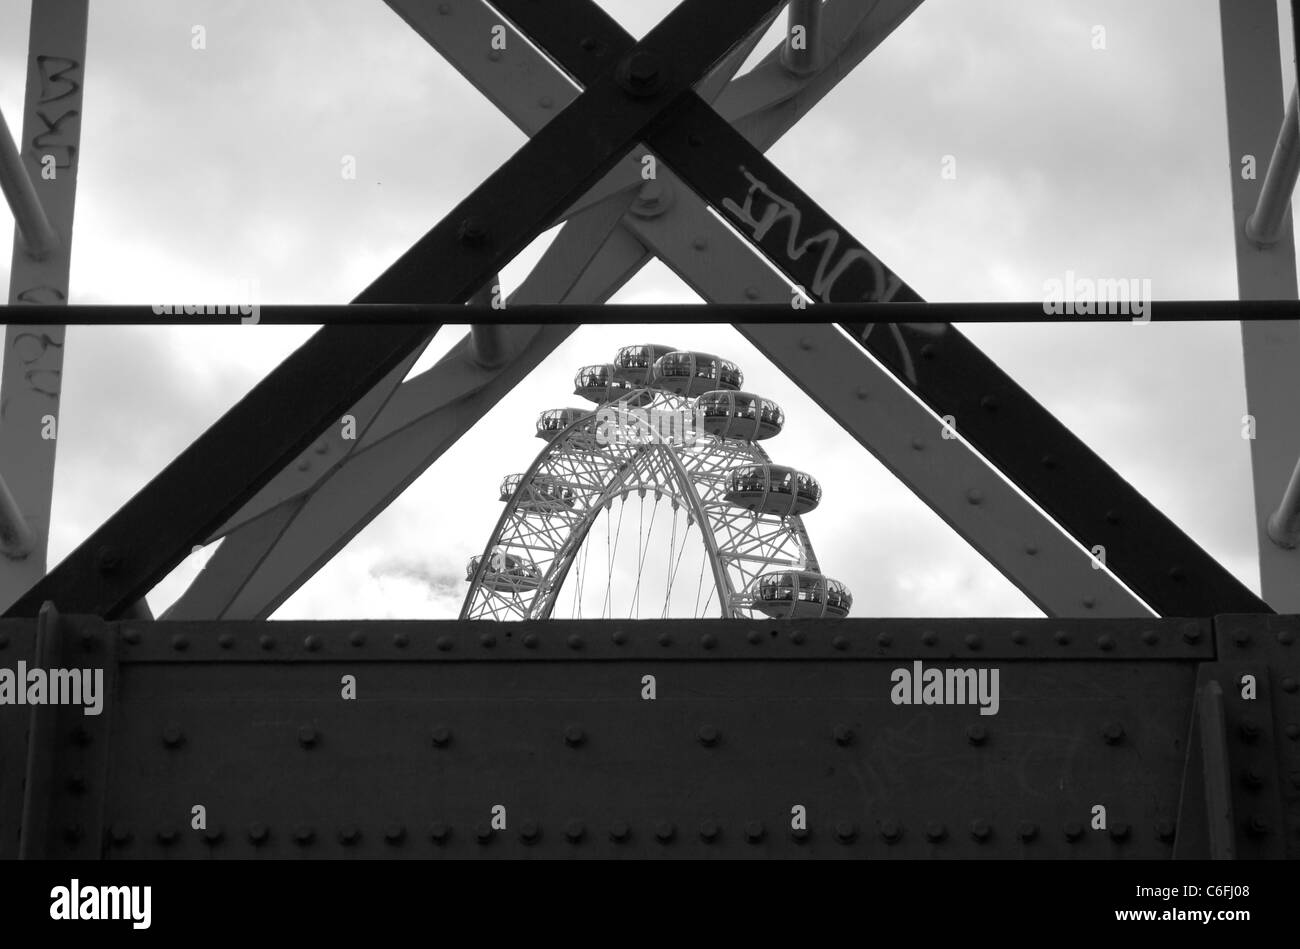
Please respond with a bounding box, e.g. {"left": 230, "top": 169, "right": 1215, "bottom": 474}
{"left": 697, "top": 725, "right": 719, "bottom": 747}
{"left": 564, "top": 725, "right": 586, "bottom": 747}
{"left": 1102, "top": 722, "right": 1125, "bottom": 745}
{"left": 457, "top": 218, "right": 488, "bottom": 247}
{"left": 617, "top": 50, "right": 665, "bottom": 96}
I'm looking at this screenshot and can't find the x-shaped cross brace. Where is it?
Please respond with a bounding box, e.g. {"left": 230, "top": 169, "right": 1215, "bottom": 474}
{"left": 4, "top": 0, "right": 1270, "bottom": 620}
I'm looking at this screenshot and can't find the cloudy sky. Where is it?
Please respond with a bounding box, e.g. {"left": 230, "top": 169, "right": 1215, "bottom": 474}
{"left": 1, "top": 0, "right": 1296, "bottom": 620}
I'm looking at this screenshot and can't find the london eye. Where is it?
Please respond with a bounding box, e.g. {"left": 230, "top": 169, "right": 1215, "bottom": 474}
{"left": 462, "top": 344, "right": 852, "bottom": 621}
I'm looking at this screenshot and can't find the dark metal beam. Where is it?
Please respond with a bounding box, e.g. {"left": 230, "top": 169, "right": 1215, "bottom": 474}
{"left": 4, "top": 300, "right": 1300, "bottom": 324}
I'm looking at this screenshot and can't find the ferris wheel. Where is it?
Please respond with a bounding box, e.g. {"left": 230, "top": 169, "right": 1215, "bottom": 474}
{"left": 461, "top": 344, "right": 852, "bottom": 621}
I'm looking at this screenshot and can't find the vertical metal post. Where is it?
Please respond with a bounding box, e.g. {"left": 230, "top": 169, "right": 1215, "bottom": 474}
{"left": 0, "top": 0, "right": 90, "bottom": 612}
{"left": 0, "top": 106, "right": 58, "bottom": 259}
{"left": 780, "top": 0, "right": 821, "bottom": 75}
{"left": 1219, "top": 0, "right": 1300, "bottom": 611}
{"left": 1197, "top": 680, "right": 1237, "bottom": 860}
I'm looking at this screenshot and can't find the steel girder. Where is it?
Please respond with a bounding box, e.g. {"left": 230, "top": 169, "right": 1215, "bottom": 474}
{"left": 1, "top": 613, "right": 1294, "bottom": 860}
{"left": 0, "top": 0, "right": 89, "bottom": 612}
{"left": 1219, "top": 0, "right": 1300, "bottom": 614}
{"left": 3, "top": 0, "right": 787, "bottom": 619}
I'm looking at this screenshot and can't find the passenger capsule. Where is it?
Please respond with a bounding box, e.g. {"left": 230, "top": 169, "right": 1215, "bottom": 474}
{"left": 613, "top": 344, "right": 678, "bottom": 385}
{"left": 748, "top": 571, "right": 852, "bottom": 618}
{"left": 573, "top": 364, "right": 652, "bottom": 406}
{"left": 465, "top": 550, "right": 542, "bottom": 593}
{"left": 536, "top": 407, "right": 592, "bottom": 440}
{"left": 651, "top": 351, "right": 743, "bottom": 397}
{"left": 500, "top": 473, "right": 576, "bottom": 512}
{"left": 725, "top": 464, "right": 821, "bottom": 516}
{"left": 697, "top": 391, "right": 784, "bottom": 440}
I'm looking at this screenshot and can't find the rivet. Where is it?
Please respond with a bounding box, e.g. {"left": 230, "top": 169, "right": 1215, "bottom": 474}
{"left": 565, "top": 820, "right": 585, "bottom": 843}
{"left": 437, "top": 2, "right": 450, "bottom": 13}
{"left": 1016, "top": 821, "right": 1037, "bottom": 842}
{"left": 856, "top": 387, "right": 869, "bottom": 400}
{"left": 657, "top": 632, "right": 671, "bottom": 647}
{"left": 969, "top": 819, "right": 991, "bottom": 841}
{"left": 834, "top": 821, "right": 857, "bottom": 843}
{"left": 520, "top": 821, "right": 541, "bottom": 844}
{"left": 744, "top": 286, "right": 760, "bottom": 300}
{"left": 833, "top": 724, "right": 854, "bottom": 746}
{"left": 431, "top": 726, "right": 452, "bottom": 748}
{"left": 699, "top": 819, "right": 719, "bottom": 841}
{"left": 655, "top": 821, "right": 675, "bottom": 842}
{"left": 109, "top": 824, "right": 132, "bottom": 846}
{"left": 964, "top": 632, "right": 981, "bottom": 650}
{"left": 1232, "top": 628, "right": 1251, "bottom": 647}
{"left": 1287, "top": 724, "right": 1300, "bottom": 740}
{"left": 609, "top": 821, "right": 631, "bottom": 843}
{"left": 1096, "top": 633, "right": 1115, "bottom": 651}
{"left": 1239, "top": 719, "right": 1261, "bottom": 742}
{"left": 162, "top": 725, "right": 185, "bottom": 749}
{"left": 122, "top": 629, "right": 140, "bottom": 646}
{"left": 523, "top": 632, "right": 539, "bottom": 649}
{"left": 0, "top": 633, "right": 8, "bottom": 649}
{"left": 747, "top": 630, "right": 762, "bottom": 645}
{"left": 313, "top": 439, "right": 329, "bottom": 455}
{"left": 1247, "top": 815, "right": 1271, "bottom": 837}
{"left": 876, "top": 632, "right": 892, "bottom": 648}
{"left": 1168, "top": 566, "right": 1186, "bottom": 582}
{"left": 832, "top": 635, "right": 849, "bottom": 651}
{"left": 1024, "top": 545, "right": 1038, "bottom": 556}
{"left": 567, "top": 633, "right": 585, "bottom": 650}
{"left": 259, "top": 634, "right": 275, "bottom": 651}
{"left": 296, "top": 459, "right": 311, "bottom": 472}
{"left": 298, "top": 725, "right": 318, "bottom": 748}
{"left": 744, "top": 820, "right": 765, "bottom": 843}
{"left": 304, "top": 634, "right": 322, "bottom": 651}
{"left": 429, "top": 822, "right": 451, "bottom": 843}
{"left": 564, "top": 725, "right": 586, "bottom": 747}
{"left": 487, "top": 49, "right": 503, "bottom": 62}
{"left": 921, "top": 630, "right": 937, "bottom": 647}
{"left": 1054, "top": 630, "right": 1071, "bottom": 646}
{"left": 1279, "top": 629, "right": 1296, "bottom": 646}
{"left": 966, "top": 724, "right": 987, "bottom": 746}
{"left": 692, "top": 237, "right": 707, "bottom": 251}
{"left": 218, "top": 633, "right": 234, "bottom": 650}
{"left": 171, "top": 634, "right": 189, "bottom": 652}
{"left": 1182, "top": 626, "right": 1201, "bottom": 644}
{"left": 966, "top": 489, "right": 983, "bottom": 506}
{"left": 349, "top": 629, "right": 366, "bottom": 647}
{"left": 458, "top": 218, "right": 489, "bottom": 245}
{"left": 1241, "top": 768, "right": 1264, "bottom": 790}
{"left": 1082, "top": 597, "right": 1096, "bottom": 609}
{"left": 697, "top": 725, "right": 719, "bottom": 747}
{"left": 1108, "top": 822, "right": 1130, "bottom": 842}
{"left": 911, "top": 438, "right": 925, "bottom": 451}
{"left": 979, "top": 395, "right": 999, "bottom": 411}
{"left": 1102, "top": 722, "right": 1125, "bottom": 745}
{"left": 924, "top": 822, "right": 946, "bottom": 842}
{"left": 1141, "top": 630, "right": 1159, "bottom": 645}
{"left": 156, "top": 828, "right": 178, "bottom": 846}
{"left": 384, "top": 824, "right": 406, "bottom": 844}
{"left": 1011, "top": 629, "right": 1027, "bottom": 644}
{"left": 1155, "top": 819, "right": 1176, "bottom": 842}
{"left": 436, "top": 635, "right": 454, "bottom": 652}
{"left": 1283, "top": 677, "right": 1298, "bottom": 694}
{"left": 292, "top": 825, "right": 315, "bottom": 845}
{"left": 789, "top": 629, "right": 805, "bottom": 645}
{"left": 799, "top": 336, "right": 814, "bottom": 350}
{"left": 337, "top": 824, "right": 360, "bottom": 846}
{"left": 701, "top": 632, "right": 717, "bottom": 649}
{"left": 248, "top": 823, "right": 269, "bottom": 845}
{"left": 919, "top": 344, "right": 936, "bottom": 359}
{"left": 538, "top": 95, "right": 553, "bottom": 108}
{"left": 611, "top": 629, "right": 628, "bottom": 645}
{"left": 579, "top": 36, "right": 596, "bottom": 51}
{"left": 204, "top": 826, "right": 225, "bottom": 845}
{"left": 879, "top": 819, "right": 902, "bottom": 843}
{"left": 1040, "top": 453, "right": 1058, "bottom": 470}
{"left": 96, "top": 546, "right": 122, "bottom": 575}
{"left": 394, "top": 631, "right": 410, "bottom": 648}
{"left": 791, "top": 827, "right": 810, "bottom": 843}
{"left": 1063, "top": 820, "right": 1084, "bottom": 841}
{"left": 476, "top": 823, "right": 493, "bottom": 843}
{"left": 1104, "top": 509, "right": 1121, "bottom": 526}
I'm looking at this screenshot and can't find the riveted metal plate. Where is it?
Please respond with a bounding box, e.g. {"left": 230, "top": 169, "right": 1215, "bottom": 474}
{"left": 0, "top": 618, "right": 37, "bottom": 858}
{"left": 114, "top": 618, "right": 1214, "bottom": 663}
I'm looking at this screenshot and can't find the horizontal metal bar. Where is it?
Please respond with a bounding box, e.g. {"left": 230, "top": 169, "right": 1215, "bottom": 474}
{"left": 0, "top": 472, "right": 35, "bottom": 559}
{"left": 4, "top": 301, "right": 1300, "bottom": 324}
{"left": 1245, "top": 88, "right": 1300, "bottom": 246}
{"left": 0, "top": 105, "right": 58, "bottom": 261}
